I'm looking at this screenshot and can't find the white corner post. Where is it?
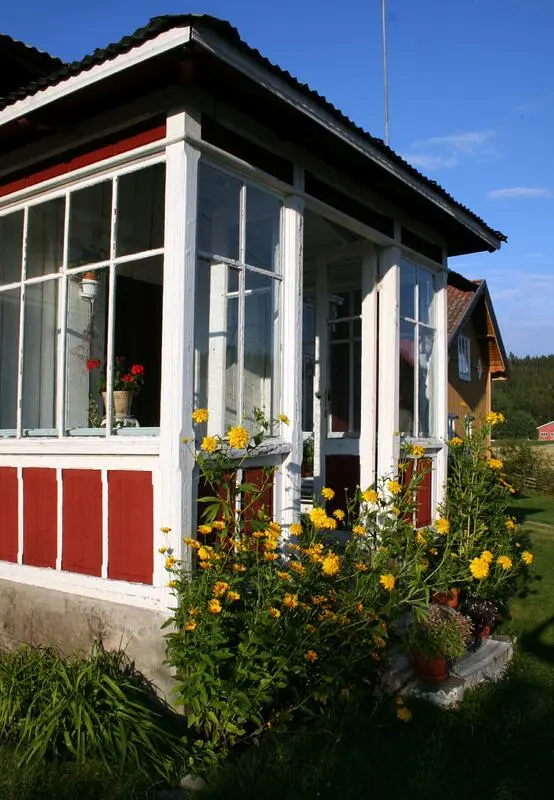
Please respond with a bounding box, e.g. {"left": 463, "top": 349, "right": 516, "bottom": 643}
{"left": 376, "top": 245, "right": 401, "bottom": 480}
{"left": 433, "top": 265, "right": 449, "bottom": 511}
{"left": 157, "top": 105, "right": 200, "bottom": 596}
{"left": 359, "top": 240, "right": 378, "bottom": 489}
{"left": 276, "top": 173, "right": 304, "bottom": 529}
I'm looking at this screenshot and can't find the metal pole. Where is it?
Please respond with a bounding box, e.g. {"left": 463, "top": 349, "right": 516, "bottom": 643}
{"left": 381, "top": 0, "right": 390, "bottom": 146}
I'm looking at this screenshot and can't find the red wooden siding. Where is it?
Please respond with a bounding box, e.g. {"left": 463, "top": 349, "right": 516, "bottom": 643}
{"left": 23, "top": 468, "right": 57, "bottom": 568}
{"left": 62, "top": 470, "right": 102, "bottom": 577}
{"left": 108, "top": 471, "right": 153, "bottom": 584}
{"left": 325, "top": 456, "right": 360, "bottom": 515}
{"left": 0, "top": 123, "right": 166, "bottom": 199}
{"left": 242, "top": 467, "right": 275, "bottom": 529}
{"left": 402, "top": 458, "right": 433, "bottom": 528}
{"left": 0, "top": 468, "right": 18, "bottom": 563}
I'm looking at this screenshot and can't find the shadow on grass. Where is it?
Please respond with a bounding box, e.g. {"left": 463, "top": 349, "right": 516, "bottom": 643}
{"left": 200, "top": 661, "right": 554, "bottom": 800}
{"left": 520, "top": 616, "right": 554, "bottom": 665}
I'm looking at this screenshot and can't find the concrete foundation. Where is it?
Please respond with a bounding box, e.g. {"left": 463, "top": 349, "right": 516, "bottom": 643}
{"left": 0, "top": 579, "right": 174, "bottom": 700}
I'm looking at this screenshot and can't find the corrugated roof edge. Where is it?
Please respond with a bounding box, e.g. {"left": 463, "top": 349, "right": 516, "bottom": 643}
{"left": 0, "top": 13, "right": 506, "bottom": 245}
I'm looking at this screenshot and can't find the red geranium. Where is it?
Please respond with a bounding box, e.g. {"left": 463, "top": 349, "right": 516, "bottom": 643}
{"left": 131, "top": 364, "right": 145, "bottom": 376}
{"left": 122, "top": 374, "right": 134, "bottom": 384}
{"left": 86, "top": 358, "right": 101, "bottom": 371}
{"left": 86, "top": 356, "right": 145, "bottom": 392}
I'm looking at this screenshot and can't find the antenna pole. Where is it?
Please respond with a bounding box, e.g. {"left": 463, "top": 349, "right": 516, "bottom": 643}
{"left": 381, "top": 0, "right": 390, "bottom": 145}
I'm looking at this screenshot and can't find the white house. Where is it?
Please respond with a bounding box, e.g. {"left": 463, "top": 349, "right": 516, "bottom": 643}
{"left": 0, "top": 15, "right": 505, "bottom": 690}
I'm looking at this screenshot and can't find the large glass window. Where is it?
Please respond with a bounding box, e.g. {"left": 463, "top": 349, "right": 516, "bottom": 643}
{"left": 399, "top": 261, "right": 436, "bottom": 437}
{"left": 194, "top": 163, "right": 282, "bottom": 433}
{"left": 0, "top": 161, "right": 165, "bottom": 437}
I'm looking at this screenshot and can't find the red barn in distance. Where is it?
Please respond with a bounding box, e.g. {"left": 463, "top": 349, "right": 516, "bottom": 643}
{"left": 537, "top": 421, "right": 554, "bottom": 441}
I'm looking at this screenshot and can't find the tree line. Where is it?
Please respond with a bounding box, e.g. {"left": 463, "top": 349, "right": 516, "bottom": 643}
{"left": 493, "top": 354, "right": 554, "bottom": 439}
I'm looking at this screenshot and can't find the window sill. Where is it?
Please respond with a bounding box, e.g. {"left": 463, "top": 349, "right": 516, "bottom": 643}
{"left": 0, "top": 436, "right": 160, "bottom": 456}
{"left": 400, "top": 437, "right": 445, "bottom": 453}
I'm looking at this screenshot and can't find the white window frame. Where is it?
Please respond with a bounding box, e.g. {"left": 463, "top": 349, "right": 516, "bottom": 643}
{"left": 0, "top": 153, "right": 166, "bottom": 440}
{"left": 399, "top": 260, "right": 437, "bottom": 439}
{"left": 458, "top": 335, "right": 471, "bottom": 381}
{"left": 195, "top": 159, "right": 284, "bottom": 436}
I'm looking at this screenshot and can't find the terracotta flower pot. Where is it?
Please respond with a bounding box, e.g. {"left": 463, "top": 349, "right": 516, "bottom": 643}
{"left": 432, "top": 589, "right": 459, "bottom": 609}
{"left": 413, "top": 651, "right": 448, "bottom": 682}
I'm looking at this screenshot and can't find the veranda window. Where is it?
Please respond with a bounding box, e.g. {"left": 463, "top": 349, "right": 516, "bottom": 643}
{"left": 0, "top": 160, "right": 165, "bottom": 437}
{"left": 194, "top": 163, "right": 282, "bottom": 434}
{"left": 399, "top": 261, "right": 436, "bottom": 437}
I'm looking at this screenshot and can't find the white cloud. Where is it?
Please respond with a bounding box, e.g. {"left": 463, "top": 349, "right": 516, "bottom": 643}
{"left": 487, "top": 187, "right": 552, "bottom": 199}
{"left": 404, "top": 129, "right": 497, "bottom": 171}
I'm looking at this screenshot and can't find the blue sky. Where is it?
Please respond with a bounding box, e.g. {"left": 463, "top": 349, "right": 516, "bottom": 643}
{"left": 2, "top": 0, "right": 553, "bottom": 356}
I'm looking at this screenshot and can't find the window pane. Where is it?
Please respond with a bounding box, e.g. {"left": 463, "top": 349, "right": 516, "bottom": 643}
{"left": 22, "top": 281, "right": 58, "bottom": 430}
{"left": 418, "top": 269, "right": 434, "bottom": 325}
{"left": 418, "top": 329, "right": 435, "bottom": 437}
{"left": 400, "top": 262, "right": 416, "bottom": 319}
{"left": 65, "top": 268, "right": 108, "bottom": 432}
{"left": 245, "top": 186, "right": 280, "bottom": 271}
{"left": 244, "top": 271, "right": 277, "bottom": 425}
{"left": 302, "top": 300, "right": 315, "bottom": 433}
{"left": 116, "top": 164, "right": 165, "bottom": 256}
{"left": 399, "top": 319, "right": 415, "bottom": 436}
{"left": 0, "top": 211, "right": 23, "bottom": 285}
{"left": 112, "top": 256, "right": 163, "bottom": 428}
{"left": 26, "top": 198, "right": 65, "bottom": 279}
{"left": 0, "top": 288, "right": 20, "bottom": 429}
{"left": 69, "top": 181, "right": 112, "bottom": 267}
{"left": 329, "top": 342, "right": 349, "bottom": 432}
{"left": 197, "top": 164, "right": 240, "bottom": 260}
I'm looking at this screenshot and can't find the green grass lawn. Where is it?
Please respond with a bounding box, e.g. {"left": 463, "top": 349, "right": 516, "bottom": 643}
{"left": 200, "top": 519, "right": 554, "bottom": 800}
{"left": 509, "top": 493, "right": 554, "bottom": 526}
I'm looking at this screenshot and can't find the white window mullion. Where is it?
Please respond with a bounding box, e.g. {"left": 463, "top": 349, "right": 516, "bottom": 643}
{"left": 237, "top": 185, "right": 247, "bottom": 422}
{"left": 15, "top": 207, "right": 28, "bottom": 439}
{"left": 105, "top": 177, "right": 118, "bottom": 437}
{"left": 56, "top": 191, "right": 70, "bottom": 437}
{"left": 414, "top": 273, "right": 420, "bottom": 436}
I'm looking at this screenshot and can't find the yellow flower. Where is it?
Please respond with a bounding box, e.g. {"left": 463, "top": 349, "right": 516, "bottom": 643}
{"left": 435, "top": 518, "right": 450, "bottom": 535}
{"left": 184, "top": 620, "right": 197, "bottom": 632}
{"left": 387, "top": 480, "right": 402, "bottom": 495}
{"left": 278, "top": 413, "right": 290, "bottom": 425}
{"left": 190, "top": 607, "right": 201, "bottom": 617}
{"left": 410, "top": 444, "right": 425, "bottom": 458}
{"left": 269, "top": 607, "right": 281, "bottom": 618}
{"left": 276, "top": 571, "right": 290, "bottom": 580}
{"left": 165, "top": 556, "right": 176, "bottom": 570}
{"left": 397, "top": 706, "right": 412, "bottom": 723}
{"left": 183, "top": 537, "right": 200, "bottom": 550}
{"left": 289, "top": 561, "right": 305, "bottom": 575}
{"left": 305, "top": 624, "right": 317, "bottom": 634}
{"left": 192, "top": 408, "right": 209, "bottom": 424}
{"left": 333, "top": 509, "right": 345, "bottom": 521}
{"left": 486, "top": 411, "right": 505, "bottom": 426}
{"left": 197, "top": 524, "right": 213, "bottom": 535}
{"left": 213, "top": 520, "right": 226, "bottom": 531}
{"left": 311, "top": 595, "right": 327, "bottom": 605}
{"left": 374, "top": 636, "right": 387, "bottom": 649}
{"left": 505, "top": 518, "right": 517, "bottom": 531}
{"left": 353, "top": 524, "right": 365, "bottom": 536}
{"left": 497, "top": 555, "right": 513, "bottom": 571}
{"left": 158, "top": 546, "right": 167, "bottom": 554}
{"left": 449, "top": 437, "right": 463, "bottom": 447}
{"left": 522, "top": 551, "right": 534, "bottom": 565}
{"left": 304, "top": 649, "right": 318, "bottom": 663}
{"left": 321, "top": 486, "right": 335, "bottom": 501}
{"left": 167, "top": 580, "right": 177, "bottom": 589}
{"left": 264, "top": 552, "right": 279, "bottom": 562}
{"left": 264, "top": 539, "right": 278, "bottom": 551}
{"left": 208, "top": 599, "right": 222, "bottom": 614}
{"left": 268, "top": 521, "right": 281, "bottom": 534}
{"left": 290, "top": 522, "right": 303, "bottom": 537}
{"left": 227, "top": 591, "right": 241, "bottom": 602}
{"left": 429, "top": 547, "right": 438, "bottom": 556}
{"left": 362, "top": 489, "right": 378, "bottom": 504}
{"left": 354, "top": 562, "right": 369, "bottom": 572}
{"left": 309, "top": 507, "right": 328, "bottom": 528}
{"left": 227, "top": 425, "right": 250, "bottom": 449}
{"left": 213, "top": 581, "right": 229, "bottom": 597}
{"left": 283, "top": 593, "right": 298, "bottom": 609}
{"left": 160, "top": 526, "right": 171, "bottom": 534}
{"left": 355, "top": 601, "right": 364, "bottom": 614}
{"left": 200, "top": 435, "right": 218, "bottom": 454}
{"left": 488, "top": 458, "right": 503, "bottom": 471}
{"left": 197, "top": 546, "right": 213, "bottom": 561}
{"left": 481, "top": 550, "right": 494, "bottom": 564}
{"left": 416, "top": 530, "right": 426, "bottom": 546}
{"left": 469, "top": 557, "right": 489, "bottom": 580}
{"left": 232, "top": 563, "right": 247, "bottom": 573}
{"left": 321, "top": 516, "right": 337, "bottom": 530}
{"left": 379, "top": 574, "right": 395, "bottom": 591}
{"left": 322, "top": 553, "right": 341, "bottom": 576}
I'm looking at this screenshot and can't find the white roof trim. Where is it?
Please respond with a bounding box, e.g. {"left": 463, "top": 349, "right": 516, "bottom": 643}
{"left": 537, "top": 421, "right": 554, "bottom": 429}
{"left": 0, "top": 26, "right": 191, "bottom": 128}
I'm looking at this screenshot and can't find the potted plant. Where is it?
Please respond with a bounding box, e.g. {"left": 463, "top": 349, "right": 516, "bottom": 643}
{"left": 406, "top": 605, "right": 472, "bottom": 682}
{"left": 86, "top": 356, "right": 145, "bottom": 419}
{"left": 460, "top": 596, "right": 501, "bottom": 641}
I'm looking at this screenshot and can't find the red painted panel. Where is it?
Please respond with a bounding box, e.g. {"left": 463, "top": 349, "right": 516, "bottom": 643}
{"left": 23, "top": 468, "right": 57, "bottom": 568}
{"left": 401, "top": 458, "right": 433, "bottom": 528}
{"left": 0, "top": 468, "right": 18, "bottom": 563}
{"left": 325, "top": 456, "right": 360, "bottom": 516}
{"left": 242, "top": 467, "right": 275, "bottom": 530}
{"left": 108, "top": 471, "right": 153, "bottom": 584}
{"left": 0, "top": 123, "right": 166, "bottom": 199}
{"left": 62, "top": 470, "right": 102, "bottom": 577}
